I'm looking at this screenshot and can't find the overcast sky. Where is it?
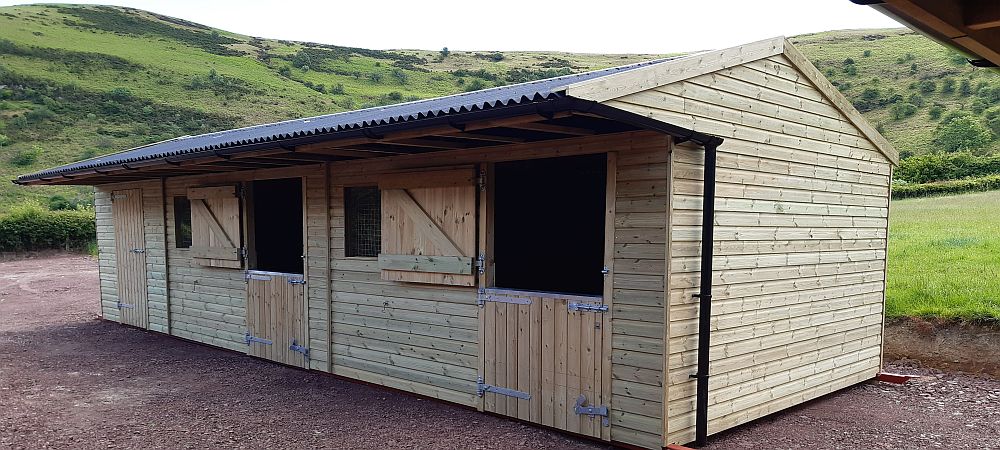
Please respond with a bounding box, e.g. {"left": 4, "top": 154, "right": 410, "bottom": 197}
{"left": 1, "top": 1, "right": 905, "bottom": 53}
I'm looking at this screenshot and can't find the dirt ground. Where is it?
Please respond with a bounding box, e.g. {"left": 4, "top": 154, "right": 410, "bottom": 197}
{"left": 2, "top": 255, "right": 999, "bottom": 449}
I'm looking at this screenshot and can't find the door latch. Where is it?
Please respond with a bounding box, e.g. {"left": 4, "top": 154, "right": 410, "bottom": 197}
{"left": 574, "top": 394, "right": 609, "bottom": 427}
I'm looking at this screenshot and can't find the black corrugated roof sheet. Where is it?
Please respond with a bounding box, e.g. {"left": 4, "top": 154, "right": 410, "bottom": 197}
{"left": 16, "top": 59, "right": 672, "bottom": 183}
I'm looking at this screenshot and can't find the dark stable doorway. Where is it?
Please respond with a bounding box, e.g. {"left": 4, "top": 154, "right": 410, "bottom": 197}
{"left": 251, "top": 177, "right": 303, "bottom": 274}
{"left": 493, "top": 153, "right": 607, "bottom": 296}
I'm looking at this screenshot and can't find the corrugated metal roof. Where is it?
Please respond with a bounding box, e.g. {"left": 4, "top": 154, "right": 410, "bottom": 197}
{"left": 16, "top": 59, "right": 673, "bottom": 183}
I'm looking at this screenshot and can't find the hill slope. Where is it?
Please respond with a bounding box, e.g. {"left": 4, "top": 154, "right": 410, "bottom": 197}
{"left": 0, "top": 5, "right": 997, "bottom": 209}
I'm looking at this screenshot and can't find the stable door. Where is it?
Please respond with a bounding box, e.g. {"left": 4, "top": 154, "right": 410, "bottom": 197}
{"left": 111, "top": 188, "right": 148, "bottom": 328}
{"left": 479, "top": 153, "right": 614, "bottom": 441}
{"left": 245, "top": 270, "right": 308, "bottom": 368}
{"left": 242, "top": 177, "right": 309, "bottom": 368}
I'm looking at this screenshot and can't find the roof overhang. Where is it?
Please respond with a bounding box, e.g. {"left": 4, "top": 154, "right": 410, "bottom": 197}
{"left": 14, "top": 97, "right": 719, "bottom": 186}
{"left": 853, "top": 0, "right": 1000, "bottom": 67}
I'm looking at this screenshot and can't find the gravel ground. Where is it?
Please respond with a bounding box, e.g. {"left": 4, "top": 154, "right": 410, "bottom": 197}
{"left": 2, "top": 254, "right": 999, "bottom": 449}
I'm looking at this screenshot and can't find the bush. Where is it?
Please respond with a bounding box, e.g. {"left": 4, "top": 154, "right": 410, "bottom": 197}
{"left": 78, "top": 148, "right": 97, "bottom": 161}
{"left": 933, "top": 116, "right": 993, "bottom": 152}
{"left": 0, "top": 133, "right": 9, "bottom": 146}
{"left": 9, "top": 146, "right": 40, "bottom": 166}
{"left": 26, "top": 106, "right": 55, "bottom": 123}
{"left": 329, "top": 83, "right": 345, "bottom": 95}
{"left": 960, "top": 79, "right": 973, "bottom": 96}
{"left": 464, "top": 78, "right": 487, "bottom": 92}
{"left": 0, "top": 203, "right": 96, "bottom": 251}
{"left": 928, "top": 104, "right": 944, "bottom": 120}
{"left": 942, "top": 77, "right": 956, "bottom": 94}
{"left": 108, "top": 87, "right": 132, "bottom": 100}
{"left": 918, "top": 80, "right": 936, "bottom": 94}
{"left": 984, "top": 106, "right": 1000, "bottom": 137}
{"left": 390, "top": 68, "right": 408, "bottom": 85}
{"left": 890, "top": 102, "right": 918, "bottom": 120}
{"left": 863, "top": 50, "right": 872, "bottom": 58}
{"left": 897, "top": 152, "right": 1000, "bottom": 183}
{"left": 439, "top": 47, "right": 449, "bottom": 58}
{"left": 893, "top": 174, "right": 1000, "bottom": 199}
{"left": 907, "top": 93, "right": 924, "bottom": 108}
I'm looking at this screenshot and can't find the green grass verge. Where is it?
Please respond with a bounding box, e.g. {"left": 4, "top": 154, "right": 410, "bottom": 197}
{"left": 888, "top": 190, "right": 1000, "bottom": 322}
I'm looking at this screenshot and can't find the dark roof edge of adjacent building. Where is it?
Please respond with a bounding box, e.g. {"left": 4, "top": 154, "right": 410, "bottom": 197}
{"left": 14, "top": 57, "right": 681, "bottom": 184}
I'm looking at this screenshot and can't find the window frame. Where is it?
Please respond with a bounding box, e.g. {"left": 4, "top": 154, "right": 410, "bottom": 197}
{"left": 173, "top": 195, "right": 193, "bottom": 249}
{"left": 343, "top": 185, "right": 382, "bottom": 259}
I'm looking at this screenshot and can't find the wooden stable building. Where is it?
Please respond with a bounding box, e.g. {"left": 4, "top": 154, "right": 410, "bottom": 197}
{"left": 16, "top": 38, "right": 897, "bottom": 449}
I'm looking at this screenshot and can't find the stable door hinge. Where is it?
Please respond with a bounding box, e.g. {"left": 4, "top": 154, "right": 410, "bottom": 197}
{"left": 289, "top": 339, "right": 310, "bottom": 359}
{"left": 567, "top": 302, "right": 609, "bottom": 313}
{"left": 574, "top": 394, "right": 610, "bottom": 427}
{"left": 474, "top": 253, "right": 486, "bottom": 275}
{"left": 477, "top": 376, "right": 530, "bottom": 400}
{"left": 477, "top": 170, "right": 487, "bottom": 192}
{"left": 245, "top": 331, "right": 273, "bottom": 346}
{"left": 477, "top": 290, "right": 531, "bottom": 307}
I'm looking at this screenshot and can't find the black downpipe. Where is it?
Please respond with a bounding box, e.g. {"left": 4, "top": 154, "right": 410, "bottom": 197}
{"left": 692, "top": 139, "right": 720, "bottom": 447}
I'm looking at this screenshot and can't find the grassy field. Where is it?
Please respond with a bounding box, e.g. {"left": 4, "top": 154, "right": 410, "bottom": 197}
{"left": 888, "top": 190, "right": 1000, "bottom": 321}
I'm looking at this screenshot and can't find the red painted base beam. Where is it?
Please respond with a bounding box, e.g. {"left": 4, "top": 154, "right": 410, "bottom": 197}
{"left": 877, "top": 372, "right": 919, "bottom": 384}
{"left": 666, "top": 445, "right": 696, "bottom": 450}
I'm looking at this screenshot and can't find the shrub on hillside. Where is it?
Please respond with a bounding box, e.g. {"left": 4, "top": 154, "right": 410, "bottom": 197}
{"left": 928, "top": 104, "right": 944, "bottom": 120}
{"left": 933, "top": 116, "right": 993, "bottom": 153}
{"left": 0, "top": 203, "right": 96, "bottom": 252}
{"left": 891, "top": 102, "right": 918, "bottom": 120}
{"left": 942, "top": 77, "right": 956, "bottom": 94}
{"left": 26, "top": 106, "right": 55, "bottom": 123}
{"left": 9, "top": 146, "right": 40, "bottom": 166}
{"left": 391, "top": 68, "right": 408, "bottom": 85}
{"left": 983, "top": 106, "right": 1000, "bottom": 137}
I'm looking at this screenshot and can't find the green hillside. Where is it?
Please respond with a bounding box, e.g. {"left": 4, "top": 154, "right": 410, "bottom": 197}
{"left": 792, "top": 29, "right": 1000, "bottom": 160}
{"left": 0, "top": 5, "right": 996, "bottom": 210}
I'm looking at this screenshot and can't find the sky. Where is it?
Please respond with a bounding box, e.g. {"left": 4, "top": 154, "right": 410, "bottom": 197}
{"left": 0, "top": 1, "right": 905, "bottom": 54}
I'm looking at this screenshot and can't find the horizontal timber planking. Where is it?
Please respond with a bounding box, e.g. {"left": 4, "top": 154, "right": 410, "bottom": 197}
{"left": 304, "top": 168, "right": 330, "bottom": 371}
{"left": 597, "top": 49, "right": 892, "bottom": 445}
{"left": 609, "top": 138, "right": 670, "bottom": 448}
{"left": 164, "top": 177, "right": 247, "bottom": 349}
{"left": 329, "top": 179, "right": 479, "bottom": 406}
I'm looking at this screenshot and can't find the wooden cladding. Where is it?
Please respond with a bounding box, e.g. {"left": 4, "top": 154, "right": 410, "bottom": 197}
{"left": 378, "top": 168, "right": 477, "bottom": 286}
{"left": 111, "top": 188, "right": 148, "bottom": 328}
{"left": 187, "top": 185, "right": 242, "bottom": 268}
